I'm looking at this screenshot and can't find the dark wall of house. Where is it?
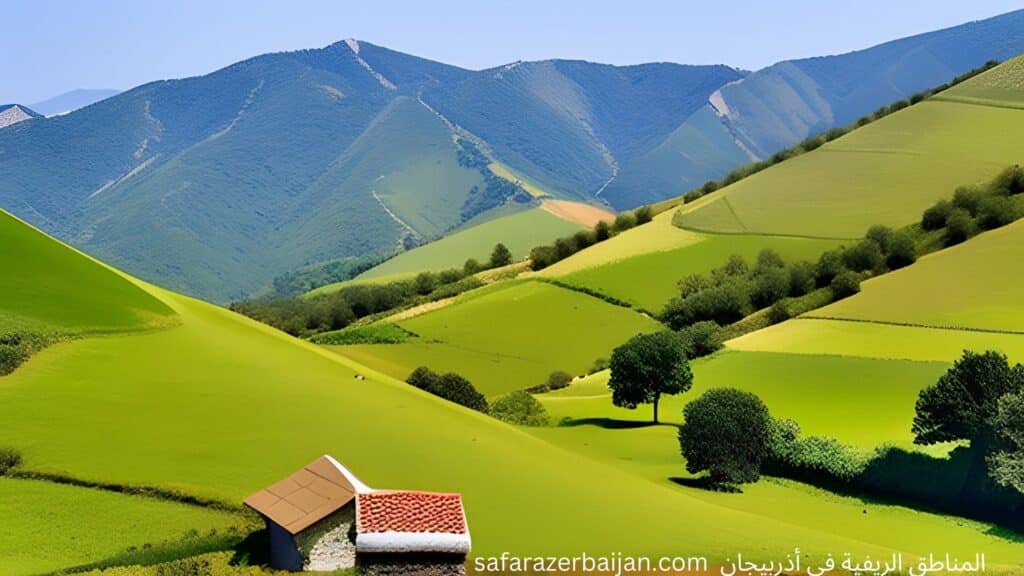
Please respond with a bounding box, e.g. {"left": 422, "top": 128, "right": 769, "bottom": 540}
{"left": 267, "top": 519, "right": 304, "bottom": 572}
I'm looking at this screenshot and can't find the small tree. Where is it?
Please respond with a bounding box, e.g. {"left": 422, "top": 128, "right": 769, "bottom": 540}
{"left": 885, "top": 230, "right": 917, "bottom": 269}
{"left": 678, "top": 389, "right": 771, "bottom": 485}
{"left": 634, "top": 205, "right": 654, "bottom": 224}
{"left": 677, "top": 321, "right": 723, "bottom": 359}
{"left": 529, "top": 245, "right": 558, "bottom": 270}
{"left": 608, "top": 331, "right": 693, "bottom": 423}
{"left": 830, "top": 270, "right": 861, "bottom": 299}
{"left": 414, "top": 271, "right": 437, "bottom": 295}
{"left": 990, "top": 391, "right": 1024, "bottom": 494}
{"left": 945, "top": 208, "right": 976, "bottom": 246}
{"left": 490, "top": 243, "right": 513, "bottom": 268}
{"left": 490, "top": 391, "right": 550, "bottom": 426}
{"left": 843, "top": 238, "right": 884, "bottom": 272}
{"left": 921, "top": 200, "right": 952, "bottom": 231}
{"left": 594, "top": 220, "right": 611, "bottom": 242}
{"left": 545, "top": 371, "right": 573, "bottom": 391}
{"left": 463, "top": 258, "right": 482, "bottom": 275}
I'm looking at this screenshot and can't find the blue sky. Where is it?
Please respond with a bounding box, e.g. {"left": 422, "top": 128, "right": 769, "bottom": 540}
{"left": 4, "top": 0, "right": 1023, "bottom": 104}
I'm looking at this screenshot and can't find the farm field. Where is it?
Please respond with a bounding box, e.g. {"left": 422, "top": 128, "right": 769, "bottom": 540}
{"left": 539, "top": 351, "right": 947, "bottom": 448}
{"left": 555, "top": 233, "right": 841, "bottom": 311}
{"left": 349, "top": 206, "right": 582, "bottom": 282}
{"left": 330, "top": 280, "right": 663, "bottom": 395}
{"left": 806, "top": 220, "right": 1024, "bottom": 331}
{"left": 0, "top": 478, "right": 243, "bottom": 575}
{"left": 728, "top": 318, "right": 1024, "bottom": 363}
{"left": 674, "top": 99, "right": 1024, "bottom": 238}
{"left": 937, "top": 53, "right": 1024, "bottom": 107}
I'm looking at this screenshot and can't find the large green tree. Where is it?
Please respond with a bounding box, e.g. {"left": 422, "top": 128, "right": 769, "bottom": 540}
{"left": 990, "top": 391, "right": 1024, "bottom": 494}
{"left": 608, "top": 331, "right": 692, "bottom": 423}
{"left": 913, "top": 350, "right": 1024, "bottom": 446}
{"left": 678, "top": 388, "right": 771, "bottom": 485}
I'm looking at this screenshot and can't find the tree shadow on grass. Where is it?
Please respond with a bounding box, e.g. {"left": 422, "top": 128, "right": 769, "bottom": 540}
{"left": 557, "top": 417, "right": 675, "bottom": 429}
{"left": 669, "top": 476, "right": 742, "bottom": 493}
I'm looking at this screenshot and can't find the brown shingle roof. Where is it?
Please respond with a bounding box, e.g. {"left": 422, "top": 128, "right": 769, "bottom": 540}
{"left": 244, "top": 456, "right": 357, "bottom": 534}
{"left": 356, "top": 491, "right": 468, "bottom": 534}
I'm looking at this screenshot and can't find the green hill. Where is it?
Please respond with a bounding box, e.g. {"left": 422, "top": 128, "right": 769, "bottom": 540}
{"left": 14, "top": 193, "right": 1015, "bottom": 574}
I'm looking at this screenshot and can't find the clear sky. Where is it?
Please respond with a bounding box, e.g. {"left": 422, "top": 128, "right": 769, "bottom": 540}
{"left": 4, "top": 0, "right": 1023, "bottom": 104}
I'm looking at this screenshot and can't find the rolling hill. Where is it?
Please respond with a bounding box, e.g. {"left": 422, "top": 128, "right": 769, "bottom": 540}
{"left": 4, "top": 11, "right": 1024, "bottom": 303}
{"left": 13, "top": 207, "right": 1022, "bottom": 574}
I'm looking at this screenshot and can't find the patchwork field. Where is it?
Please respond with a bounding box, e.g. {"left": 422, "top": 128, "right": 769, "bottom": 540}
{"left": 674, "top": 99, "right": 1024, "bottom": 238}
{"left": 938, "top": 53, "right": 1024, "bottom": 107}
{"left": 555, "top": 233, "right": 841, "bottom": 311}
{"left": 0, "top": 478, "right": 242, "bottom": 575}
{"left": 349, "top": 206, "right": 582, "bottom": 282}
{"left": 330, "top": 280, "right": 662, "bottom": 394}
{"left": 808, "top": 220, "right": 1024, "bottom": 331}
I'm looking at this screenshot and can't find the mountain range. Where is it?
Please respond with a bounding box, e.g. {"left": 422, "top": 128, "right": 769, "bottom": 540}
{"left": 2, "top": 9, "right": 1023, "bottom": 302}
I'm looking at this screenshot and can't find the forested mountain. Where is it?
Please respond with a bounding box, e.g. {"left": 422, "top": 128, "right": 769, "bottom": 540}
{"left": 2, "top": 9, "right": 1023, "bottom": 302}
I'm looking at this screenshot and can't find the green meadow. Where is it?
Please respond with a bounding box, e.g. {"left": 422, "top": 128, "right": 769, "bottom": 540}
{"left": 809, "top": 220, "right": 1024, "bottom": 331}
{"left": 332, "top": 280, "right": 662, "bottom": 394}
{"left": 674, "top": 99, "right": 1024, "bottom": 238}
{"left": 0, "top": 478, "right": 242, "bottom": 575}
{"left": 555, "top": 234, "right": 841, "bottom": 312}
{"left": 352, "top": 206, "right": 582, "bottom": 282}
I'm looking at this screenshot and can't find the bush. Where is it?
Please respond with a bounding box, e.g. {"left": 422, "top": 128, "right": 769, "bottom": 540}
{"left": 572, "top": 230, "right": 595, "bottom": 251}
{"left": 463, "top": 258, "right": 482, "bottom": 275}
{"left": 414, "top": 272, "right": 437, "bottom": 295}
{"left": 545, "top": 371, "right": 573, "bottom": 391}
{"left": 842, "top": 239, "right": 884, "bottom": 272}
{"left": 590, "top": 357, "right": 609, "bottom": 373}
{"left": 766, "top": 419, "right": 867, "bottom": 482}
{"left": 921, "top": 200, "right": 953, "bottom": 231}
{"left": 750, "top": 267, "right": 790, "bottom": 309}
{"left": 944, "top": 207, "right": 976, "bottom": 246}
{"left": 830, "top": 270, "right": 861, "bottom": 299}
{"left": 490, "top": 243, "right": 513, "bottom": 268}
{"left": 0, "top": 447, "right": 21, "bottom": 475}
{"left": 767, "top": 301, "right": 791, "bottom": 324}
{"left": 634, "top": 205, "right": 654, "bottom": 224}
{"left": 612, "top": 212, "right": 637, "bottom": 232}
{"left": 788, "top": 261, "right": 816, "bottom": 296}
{"left": 677, "top": 274, "right": 711, "bottom": 298}
{"left": 814, "top": 250, "right": 845, "bottom": 287}
{"left": 406, "top": 367, "right": 488, "bottom": 412}
{"left": 678, "top": 389, "right": 771, "bottom": 485}
{"left": 662, "top": 278, "right": 751, "bottom": 329}
{"left": 977, "top": 195, "right": 1020, "bottom": 230}
{"left": 0, "top": 332, "right": 53, "bottom": 376}
{"left": 992, "top": 165, "right": 1024, "bottom": 196}
{"left": 529, "top": 245, "right": 559, "bottom": 270}
{"left": 594, "top": 220, "right": 611, "bottom": 241}
{"left": 310, "top": 323, "right": 413, "bottom": 345}
{"left": 952, "top": 186, "right": 986, "bottom": 216}
{"left": 865, "top": 225, "right": 894, "bottom": 253}
{"left": 677, "top": 321, "right": 723, "bottom": 358}
{"left": 754, "top": 249, "right": 785, "bottom": 271}
{"left": 885, "top": 231, "right": 917, "bottom": 269}
{"left": 490, "top": 391, "right": 550, "bottom": 426}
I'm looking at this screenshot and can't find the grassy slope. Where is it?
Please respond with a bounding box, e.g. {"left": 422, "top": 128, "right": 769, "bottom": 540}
{"left": 351, "top": 207, "right": 581, "bottom": 281}
{"left": 0, "top": 209, "right": 174, "bottom": 333}
{"left": 674, "top": 99, "right": 1024, "bottom": 238}
{"left": 331, "top": 281, "right": 662, "bottom": 395}
{"left": 556, "top": 233, "right": 841, "bottom": 312}
{"left": 0, "top": 478, "right": 242, "bottom": 575}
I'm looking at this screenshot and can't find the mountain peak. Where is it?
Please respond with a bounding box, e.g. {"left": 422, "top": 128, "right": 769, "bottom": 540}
{"left": 0, "top": 104, "right": 41, "bottom": 129}
{"left": 343, "top": 38, "right": 361, "bottom": 54}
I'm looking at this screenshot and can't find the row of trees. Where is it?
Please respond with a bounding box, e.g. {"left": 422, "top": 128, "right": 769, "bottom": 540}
{"left": 680, "top": 60, "right": 1000, "bottom": 206}
{"left": 406, "top": 366, "right": 550, "bottom": 426}
{"left": 922, "top": 165, "right": 1024, "bottom": 246}
{"left": 529, "top": 206, "right": 653, "bottom": 270}
{"left": 232, "top": 243, "right": 515, "bottom": 337}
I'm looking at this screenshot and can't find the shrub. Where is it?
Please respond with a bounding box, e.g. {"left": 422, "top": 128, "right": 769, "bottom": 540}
{"left": 952, "top": 186, "right": 986, "bottom": 216}
{"left": 701, "top": 181, "right": 720, "bottom": 195}
{"left": 678, "top": 389, "right": 771, "bottom": 485}
{"left": 310, "top": 323, "right": 413, "bottom": 345}
{"left": 750, "top": 267, "right": 790, "bottom": 309}
{"left": 830, "top": 270, "right": 861, "bottom": 299}
{"left": 842, "top": 239, "right": 884, "bottom": 272}
{"left": 677, "top": 273, "right": 711, "bottom": 298}
{"left": 944, "top": 208, "right": 976, "bottom": 246}
{"left": 406, "top": 367, "right": 488, "bottom": 412}
{"left": 463, "top": 258, "right": 482, "bottom": 275}
{"left": 921, "top": 200, "right": 953, "bottom": 231}
{"left": 490, "top": 243, "right": 513, "bottom": 268}
{"left": 766, "top": 419, "right": 867, "bottom": 482}
{"left": 885, "top": 230, "right": 917, "bottom": 269}
{"left": 865, "top": 225, "right": 894, "bottom": 253}
{"left": 634, "top": 205, "right": 654, "bottom": 224}
{"left": 554, "top": 237, "right": 575, "bottom": 259}
{"left": 814, "top": 250, "right": 845, "bottom": 287}
{"left": 992, "top": 165, "right": 1024, "bottom": 196}
{"left": 612, "top": 212, "right": 637, "bottom": 232}
{"left": 0, "top": 447, "right": 21, "bottom": 475}
{"left": 0, "top": 332, "right": 53, "bottom": 376}
{"left": 490, "top": 391, "right": 550, "bottom": 426}
{"left": 677, "top": 321, "right": 723, "bottom": 358}
{"left": 590, "top": 357, "right": 609, "bottom": 373}
{"left": 414, "top": 272, "right": 437, "bottom": 295}
{"left": 594, "top": 220, "right": 611, "bottom": 241}
{"left": 545, "top": 371, "right": 573, "bottom": 391}
{"left": 572, "top": 230, "right": 595, "bottom": 251}
{"left": 788, "top": 261, "right": 816, "bottom": 296}
{"left": 662, "top": 278, "right": 751, "bottom": 329}
{"left": 977, "top": 195, "right": 1020, "bottom": 230}
{"left": 438, "top": 268, "right": 463, "bottom": 284}
{"left": 529, "top": 245, "right": 559, "bottom": 270}
{"left": 754, "top": 249, "right": 785, "bottom": 271}
{"left": 767, "top": 301, "right": 791, "bottom": 325}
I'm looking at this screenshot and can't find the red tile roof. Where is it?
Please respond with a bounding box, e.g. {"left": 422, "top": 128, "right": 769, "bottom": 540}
{"left": 357, "top": 491, "right": 468, "bottom": 535}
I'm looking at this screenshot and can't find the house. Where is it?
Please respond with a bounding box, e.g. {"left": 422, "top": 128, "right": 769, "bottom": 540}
{"left": 243, "top": 455, "right": 471, "bottom": 574}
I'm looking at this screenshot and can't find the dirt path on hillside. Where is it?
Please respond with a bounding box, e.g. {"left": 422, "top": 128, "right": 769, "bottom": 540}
{"left": 540, "top": 199, "right": 615, "bottom": 227}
